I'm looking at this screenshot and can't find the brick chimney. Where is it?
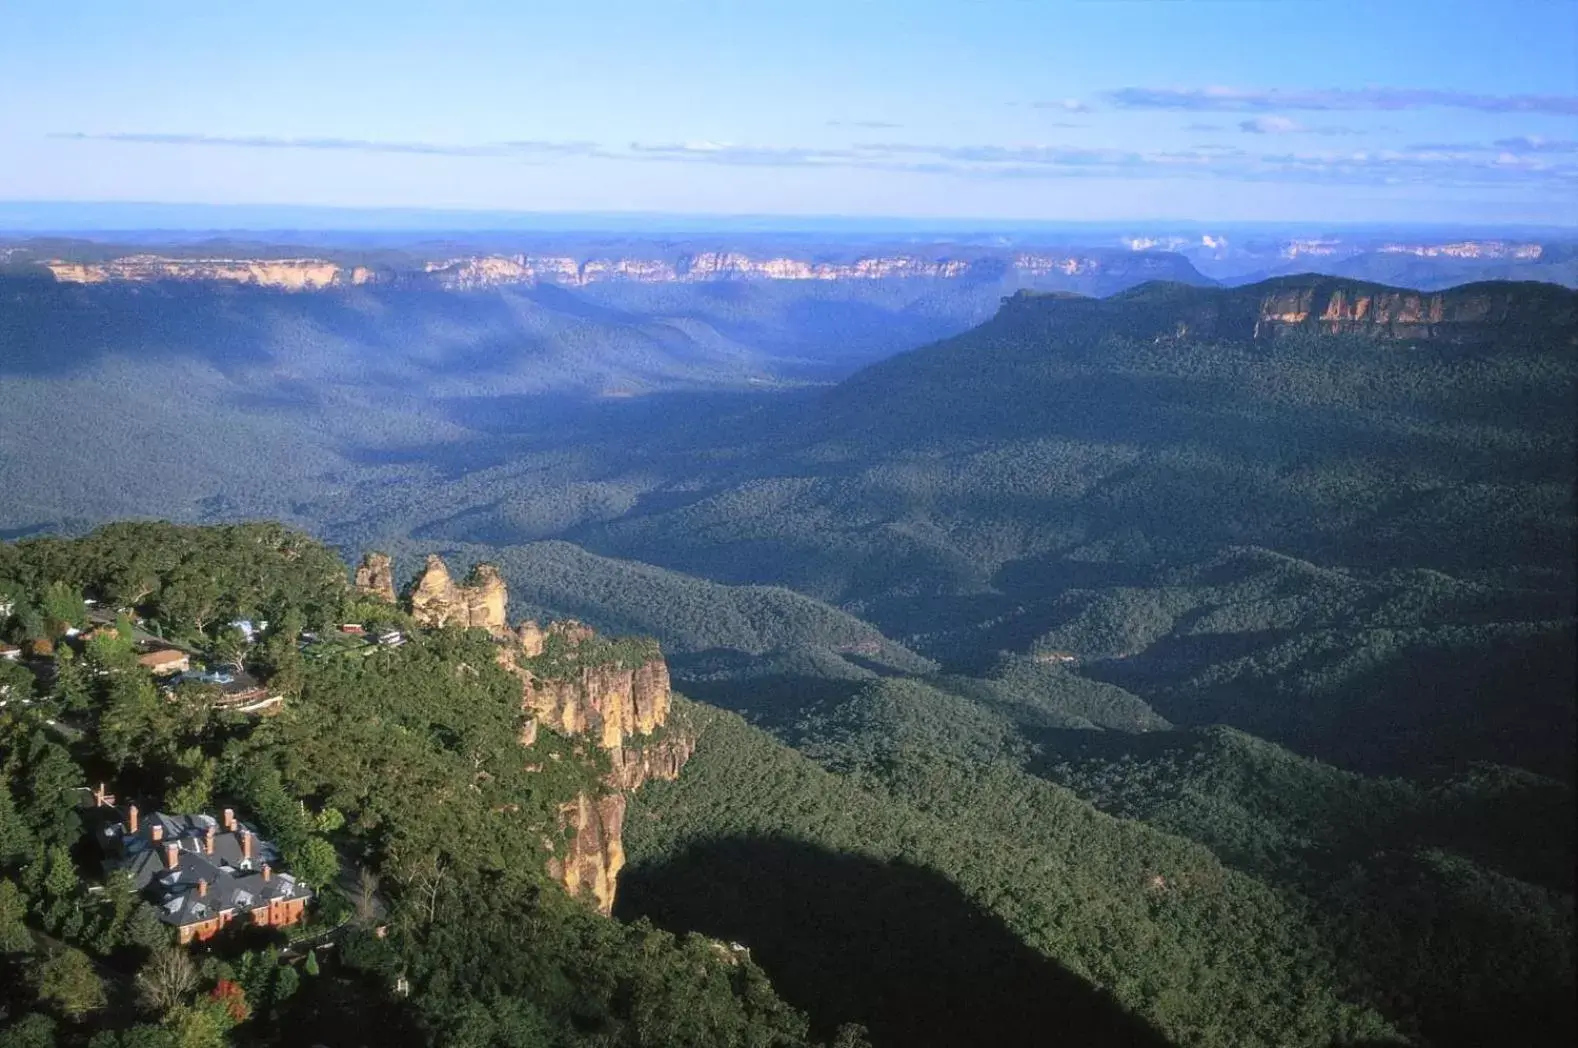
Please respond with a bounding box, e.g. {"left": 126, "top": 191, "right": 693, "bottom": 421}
{"left": 241, "top": 830, "right": 253, "bottom": 861}
{"left": 164, "top": 841, "right": 180, "bottom": 869}
{"left": 205, "top": 824, "right": 216, "bottom": 855}
{"left": 128, "top": 804, "right": 139, "bottom": 834}
{"left": 198, "top": 879, "right": 208, "bottom": 898}
{"left": 222, "top": 808, "right": 235, "bottom": 832}
{"left": 261, "top": 864, "right": 271, "bottom": 882}
{"left": 150, "top": 823, "right": 163, "bottom": 842}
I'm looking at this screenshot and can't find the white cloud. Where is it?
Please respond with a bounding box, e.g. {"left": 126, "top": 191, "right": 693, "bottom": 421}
{"left": 54, "top": 130, "right": 1578, "bottom": 190}
{"left": 1104, "top": 86, "right": 1578, "bottom": 115}
{"left": 1029, "top": 99, "right": 1091, "bottom": 113}
{"left": 1239, "top": 116, "right": 1304, "bottom": 134}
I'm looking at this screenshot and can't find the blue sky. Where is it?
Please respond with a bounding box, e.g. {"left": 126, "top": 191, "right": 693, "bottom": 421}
{"left": 2, "top": 0, "right": 1576, "bottom": 224}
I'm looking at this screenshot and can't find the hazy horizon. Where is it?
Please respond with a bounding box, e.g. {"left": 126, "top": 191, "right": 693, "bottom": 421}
{"left": 3, "top": 199, "right": 1576, "bottom": 238}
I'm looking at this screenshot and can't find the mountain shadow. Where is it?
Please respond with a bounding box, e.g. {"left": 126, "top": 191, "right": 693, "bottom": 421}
{"left": 615, "top": 836, "right": 1174, "bottom": 1048}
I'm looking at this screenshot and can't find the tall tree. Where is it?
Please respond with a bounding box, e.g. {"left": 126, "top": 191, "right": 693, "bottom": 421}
{"left": 33, "top": 945, "right": 105, "bottom": 1020}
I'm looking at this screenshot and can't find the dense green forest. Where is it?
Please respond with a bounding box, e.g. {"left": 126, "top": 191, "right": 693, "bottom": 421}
{"left": 0, "top": 524, "right": 857, "bottom": 1047}
{"left": 0, "top": 274, "right": 1573, "bottom": 1045}
{"left": 622, "top": 697, "right": 1572, "bottom": 1048}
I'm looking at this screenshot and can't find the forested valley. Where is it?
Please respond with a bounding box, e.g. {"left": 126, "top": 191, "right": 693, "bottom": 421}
{"left": 0, "top": 272, "right": 1572, "bottom": 1046}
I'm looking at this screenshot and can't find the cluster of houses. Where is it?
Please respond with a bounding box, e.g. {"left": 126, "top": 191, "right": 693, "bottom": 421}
{"left": 88, "top": 786, "right": 312, "bottom": 944}
{"left": 5, "top": 597, "right": 410, "bottom": 716}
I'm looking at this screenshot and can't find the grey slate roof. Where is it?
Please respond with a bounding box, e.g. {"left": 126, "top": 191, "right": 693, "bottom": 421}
{"left": 99, "top": 810, "right": 311, "bottom": 929}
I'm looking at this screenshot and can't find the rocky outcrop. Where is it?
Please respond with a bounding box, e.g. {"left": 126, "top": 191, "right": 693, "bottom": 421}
{"left": 424, "top": 250, "right": 1168, "bottom": 289}
{"left": 1011, "top": 276, "right": 1578, "bottom": 347}
{"left": 1377, "top": 241, "right": 1542, "bottom": 260}
{"left": 498, "top": 626, "right": 669, "bottom": 752}
{"left": 1246, "top": 279, "right": 1578, "bottom": 343}
{"left": 548, "top": 729, "right": 696, "bottom": 914}
{"left": 493, "top": 614, "right": 690, "bottom": 914}
{"left": 353, "top": 552, "right": 397, "bottom": 603}
{"left": 606, "top": 731, "right": 697, "bottom": 792}
{"left": 406, "top": 555, "right": 510, "bottom": 636}
{"left": 356, "top": 551, "right": 689, "bottom": 914}
{"left": 42, "top": 256, "right": 377, "bottom": 289}
{"left": 38, "top": 248, "right": 1199, "bottom": 291}
{"left": 516, "top": 619, "right": 593, "bottom": 658}
{"left": 547, "top": 792, "right": 628, "bottom": 916}
{"left": 525, "top": 657, "right": 671, "bottom": 752}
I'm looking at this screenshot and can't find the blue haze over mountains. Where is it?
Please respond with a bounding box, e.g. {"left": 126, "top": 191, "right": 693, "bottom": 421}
{"left": 0, "top": 219, "right": 1575, "bottom": 1044}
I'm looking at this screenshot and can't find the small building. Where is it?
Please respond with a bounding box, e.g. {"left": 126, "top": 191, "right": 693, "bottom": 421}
{"left": 98, "top": 803, "right": 312, "bottom": 944}
{"left": 0, "top": 643, "right": 19, "bottom": 662}
{"left": 212, "top": 671, "right": 283, "bottom": 715}
{"left": 138, "top": 649, "right": 191, "bottom": 676}
{"left": 339, "top": 624, "right": 365, "bottom": 635}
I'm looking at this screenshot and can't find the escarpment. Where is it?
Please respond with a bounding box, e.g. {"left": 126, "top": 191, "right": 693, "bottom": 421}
{"left": 37, "top": 247, "right": 1204, "bottom": 291}
{"left": 41, "top": 256, "right": 377, "bottom": 289}
{"left": 1245, "top": 279, "right": 1578, "bottom": 342}
{"left": 510, "top": 634, "right": 671, "bottom": 750}
{"left": 505, "top": 624, "right": 685, "bottom": 914}
{"left": 389, "top": 555, "right": 690, "bottom": 914}
{"left": 1004, "top": 275, "right": 1578, "bottom": 346}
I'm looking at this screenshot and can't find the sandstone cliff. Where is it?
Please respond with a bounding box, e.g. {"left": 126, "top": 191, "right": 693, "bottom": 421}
{"left": 42, "top": 255, "right": 377, "bottom": 290}
{"left": 1243, "top": 278, "right": 1577, "bottom": 342}
{"left": 499, "top": 621, "right": 670, "bottom": 751}
{"left": 405, "top": 555, "right": 510, "bottom": 636}
{"left": 353, "top": 552, "right": 397, "bottom": 603}
{"left": 1007, "top": 276, "right": 1578, "bottom": 347}
{"left": 39, "top": 248, "right": 1193, "bottom": 291}
{"left": 379, "top": 549, "right": 694, "bottom": 914}
{"left": 488, "top": 610, "right": 689, "bottom": 914}
{"left": 422, "top": 250, "right": 1158, "bottom": 289}
{"left": 542, "top": 728, "right": 697, "bottom": 914}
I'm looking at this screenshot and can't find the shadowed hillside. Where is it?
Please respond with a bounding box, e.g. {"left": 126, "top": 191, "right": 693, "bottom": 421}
{"left": 618, "top": 838, "right": 1174, "bottom": 1048}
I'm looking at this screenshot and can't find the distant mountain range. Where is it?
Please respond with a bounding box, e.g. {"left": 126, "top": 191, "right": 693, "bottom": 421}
{"left": 4, "top": 228, "right": 1576, "bottom": 292}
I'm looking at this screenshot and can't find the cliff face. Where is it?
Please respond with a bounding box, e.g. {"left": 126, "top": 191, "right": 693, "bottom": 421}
{"left": 1016, "top": 276, "right": 1578, "bottom": 347}
{"left": 1377, "top": 241, "right": 1543, "bottom": 260}
{"left": 1245, "top": 279, "right": 1578, "bottom": 342}
{"left": 353, "top": 552, "right": 397, "bottom": 603}
{"left": 37, "top": 249, "right": 1196, "bottom": 291}
{"left": 381, "top": 551, "right": 691, "bottom": 914}
{"left": 522, "top": 655, "right": 671, "bottom": 751}
{"left": 406, "top": 555, "right": 510, "bottom": 636}
{"left": 41, "top": 256, "right": 377, "bottom": 290}
{"left": 422, "top": 250, "right": 1166, "bottom": 289}
{"left": 543, "top": 727, "right": 698, "bottom": 914}
{"left": 491, "top": 614, "right": 688, "bottom": 914}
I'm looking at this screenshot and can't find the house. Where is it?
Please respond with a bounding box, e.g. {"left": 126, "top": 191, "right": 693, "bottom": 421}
{"left": 211, "top": 671, "right": 283, "bottom": 715}
{"left": 377, "top": 630, "right": 405, "bottom": 648}
{"left": 0, "top": 643, "right": 19, "bottom": 662}
{"left": 138, "top": 649, "right": 191, "bottom": 676}
{"left": 97, "top": 803, "right": 312, "bottom": 944}
{"left": 169, "top": 669, "right": 284, "bottom": 716}
{"left": 339, "top": 624, "right": 365, "bottom": 635}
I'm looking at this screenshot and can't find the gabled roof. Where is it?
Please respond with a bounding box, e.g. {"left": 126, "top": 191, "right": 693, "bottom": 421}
{"left": 103, "top": 809, "right": 311, "bottom": 928}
